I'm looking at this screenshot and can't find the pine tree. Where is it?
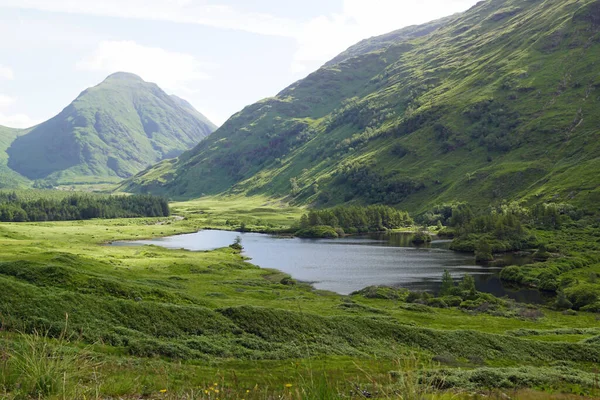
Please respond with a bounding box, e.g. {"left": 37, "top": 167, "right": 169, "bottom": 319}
{"left": 440, "top": 270, "right": 455, "bottom": 296}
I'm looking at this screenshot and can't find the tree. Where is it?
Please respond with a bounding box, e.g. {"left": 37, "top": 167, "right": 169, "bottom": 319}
{"left": 229, "top": 236, "right": 243, "bottom": 252}
{"left": 290, "top": 177, "right": 300, "bottom": 196}
{"left": 460, "top": 274, "right": 476, "bottom": 295}
{"left": 475, "top": 239, "right": 493, "bottom": 262}
{"left": 299, "top": 214, "right": 309, "bottom": 229}
{"left": 554, "top": 290, "right": 573, "bottom": 310}
{"left": 440, "top": 270, "right": 455, "bottom": 296}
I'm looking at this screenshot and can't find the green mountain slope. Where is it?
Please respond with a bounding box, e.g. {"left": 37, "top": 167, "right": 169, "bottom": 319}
{"left": 0, "top": 126, "right": 30, "bottom": 188}
{"left": 122, "top": 0, "right": 600, "bottom": 213}
{"left": 170, "top": 95, "right": 218, "bottom": 131}
{"left": 7, "top": 72, "right": 215, "bottom": 184}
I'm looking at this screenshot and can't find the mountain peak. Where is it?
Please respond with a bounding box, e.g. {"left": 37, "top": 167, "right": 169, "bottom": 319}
{"left": 5, "top": 73, "right": 216, "bottom": 182}
{"left": 104, "top": 72, "right": 145, "bottom": 82}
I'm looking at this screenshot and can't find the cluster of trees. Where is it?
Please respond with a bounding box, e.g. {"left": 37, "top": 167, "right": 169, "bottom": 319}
{"left": 336, "top": 163, "right": 425, "bottom": 204}
{"left": 0, "top": 192, "right": 170, "bottom": 222}
{"left": 423, "top": 202, "right": 579, "bottom": 232}
{"left": 446, "top": 203, "right": 536, "bottom": 254}
{"left": 299, "top": 205, "right": 413, "bottom": 234}
{"left": 424, "top": 201, "right": 580, "bottom": 259}
{"left": 463, "top": 99, "right": 522, "bottom": 152}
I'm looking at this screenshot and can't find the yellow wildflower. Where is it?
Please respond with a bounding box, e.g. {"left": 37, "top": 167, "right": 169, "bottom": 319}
{"left": 285, "top": 383, "right": 293, "bottom": 388}
{"left": 159, "top": 389, "right": 167, "bottom": 393}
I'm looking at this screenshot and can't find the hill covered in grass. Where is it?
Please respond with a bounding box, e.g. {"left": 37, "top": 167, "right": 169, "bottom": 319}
{"left": 0, "top": 126, "right": 29, "bottom": 188}
{"left": 122, "top": 0, "right": 600, "bottom": 214}
{"left": 6, "top": 72, "right": 215, "bottom": 185}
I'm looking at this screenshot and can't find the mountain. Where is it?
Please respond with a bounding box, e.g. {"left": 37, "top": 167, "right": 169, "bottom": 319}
{"left": 0, "top": 125, "right": 29, "bottom": 188}
{"left": 170, "top": 95, "right": 218, "bottom": 132}
{"left": 122, "top": 0, "right": 600, "bottom": 213}
{"left": 6, "top": 72, "right": 216, "bottom": 184}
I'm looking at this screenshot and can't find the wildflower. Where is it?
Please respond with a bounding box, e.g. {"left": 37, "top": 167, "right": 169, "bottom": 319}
{"left": 214, "top": 382, "right": 219, "bottom": 386}
{"left": 159, "top": 389, "right": 167, "bottom": 393}
{"left": 214, "top": 389, "right": 220, "bottom": 394}
{"left": 246, "top": 389, "right": 250, "bottom": 393}
{"left": 285, "top": 383, "right": 293, "bottom": 388}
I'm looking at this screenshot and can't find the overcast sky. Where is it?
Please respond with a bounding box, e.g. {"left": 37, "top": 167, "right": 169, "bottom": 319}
{"left": 0, "top": 0, "right": 479, "bottom": 128}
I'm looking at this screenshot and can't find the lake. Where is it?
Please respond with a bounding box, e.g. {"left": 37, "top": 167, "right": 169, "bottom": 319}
{"left": 112, "top": 229, "right": 547, "bottom": 303}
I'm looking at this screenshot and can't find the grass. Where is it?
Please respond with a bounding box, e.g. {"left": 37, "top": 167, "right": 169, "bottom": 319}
{"left": 0, "top": 195, "right": 598, "bottom": 398}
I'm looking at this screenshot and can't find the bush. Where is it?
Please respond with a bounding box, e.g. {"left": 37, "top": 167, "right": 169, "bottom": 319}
{"left": 412, "top": 231, "right": 432, "bottom": 244}
{"left": 406, "top": 291, "right": 422, "bottom": 303}
{"left": 500, "top": 265, "right": 525, "bottom": 283}
{"left": 295, "top": 225, "right": 339, "bottom": 238}
{"left": 580, "top": 302, "right": 600, "bottom": 313}
{"left": 353, "top": 286, "right": 404, "bottom": 300}
{"left": 441, "top": 296, "right": 462, "bottom": 307}
{"left": 565, "top": 284, "right": 600, "bottom": 309}
{"left": 475, "top": 239, "right": 493, "bottom": 262}
{"left": 554, "top": 291, "right": 573, "bottom": 310}
{"left": 427, "top": 298, "right": 448, "bottom": 308}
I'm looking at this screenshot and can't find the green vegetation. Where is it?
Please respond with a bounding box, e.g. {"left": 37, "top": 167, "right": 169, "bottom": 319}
{"left": 297, "top": 205, "right": 413, "bottom": 235}
{"left": 0, "top": 191, "right": 169, "bottom": 221}
{"left": 3, "top": 0, "right": 600, "bottom": 397}
{"left": 4, "top": 72, "right": 215, "bottom": 186}
{"left": 122, "top": 0, "right": 600, "bottom": 218}
{"left": 0, "top": 195, "right": 598, "bottom": 398}
{"left": 0, "top": 126, "right": 29, "bottom": 188}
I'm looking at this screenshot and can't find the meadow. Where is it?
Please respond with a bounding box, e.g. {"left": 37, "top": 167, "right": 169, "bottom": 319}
{"left": 0, "top": 195, "right": 599, "bottom": 399}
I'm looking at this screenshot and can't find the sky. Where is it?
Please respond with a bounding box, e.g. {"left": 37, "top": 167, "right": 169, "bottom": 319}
{"left": 0, "top": 0, "right": 479, "bottom": 128}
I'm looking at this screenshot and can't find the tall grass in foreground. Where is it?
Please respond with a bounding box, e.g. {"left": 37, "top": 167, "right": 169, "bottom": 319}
{"left": 0, "top": 328, "right": 596, "bottom": 399}
{"left": 0, "top": 315, "right": 101, "bottom": 399}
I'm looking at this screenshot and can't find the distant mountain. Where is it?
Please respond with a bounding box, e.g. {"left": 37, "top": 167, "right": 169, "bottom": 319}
{"left": 6, "top": 72, "right": 215, "bottom": 184}
{"left": 0, "top": 126, "right": 29, "bottom": 188}
{"left": 121, "top": 0, "right": 600, "bottom": 213}
{"left": 170, "top": 95, "right": 217, "bottom": 132}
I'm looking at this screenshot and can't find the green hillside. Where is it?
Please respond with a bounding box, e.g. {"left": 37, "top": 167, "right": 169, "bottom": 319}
{"left": 122, "top": 0, "right": 600, "bottom": 214}
{"left": 0, "top": 126, "right": 30, "bottom": 188}
{"left": 6, "top": 72, "right": 215, "bottom": 185}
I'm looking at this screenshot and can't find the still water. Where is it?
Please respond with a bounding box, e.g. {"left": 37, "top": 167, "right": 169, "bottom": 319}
{"left": 112, "top": 229, "right": 546, "bottom": 303}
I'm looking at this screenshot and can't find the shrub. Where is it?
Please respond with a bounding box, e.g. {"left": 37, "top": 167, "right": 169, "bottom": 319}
{"left": 500, "top": 265, "right": 525, "bottom": 283}
{"left": 440, "top": 296, "right": 462, "bottom": 307}
{"left": 412, "top": 231, "right": 432, "bottom": 244}
{"left": 565, "top": 284, "right": 600, "bottom": 309}
{"left": 475, "top": 239, "right": 494, "bottom": 262}
{"left": 427, "top": 298, "right": 448, "bottom": 308}
{"left": 406, "top": 291, "right": 422, "bottom": 303}
{"left": 554, "top": 291, "right": 573, "bottom": 310}
{"left": 295, "top": 225, "right": 339, "bottom": 238}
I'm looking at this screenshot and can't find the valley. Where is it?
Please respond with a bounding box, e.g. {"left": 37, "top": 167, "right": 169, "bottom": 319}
{"left": 1, "top": 0, "right": 600, "bottom": 398}
{"left": 0, "top": 194, "right": 599, "bottom": 398}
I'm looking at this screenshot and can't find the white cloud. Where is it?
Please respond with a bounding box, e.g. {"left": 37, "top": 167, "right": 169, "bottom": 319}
{"left": 0, "top": 94, "right": 15, "bottom": 107}
{"left": 76, "top": 40, "right": 211, "bottom": 91}
{"left": 0, "top": 64, "right": 14, "bottom": 80}
{"left": 0, "top": 94, "right": 39, "bottom": 128}
{"left": 291, "top": 0, "right": 479, "bottom": 74}
{"left": 0, "top": 112, "right": 39, "bottom": 128}
{"left": 0, "top": 0, "right": 480, "bottom": 77}
{"left": 0, "top": 0, "right": 301, "bottom": 38}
